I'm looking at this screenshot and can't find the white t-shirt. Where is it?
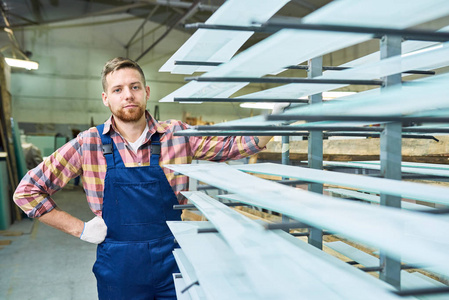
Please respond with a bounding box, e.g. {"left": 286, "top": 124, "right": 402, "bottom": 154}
{"left": 127, "top": 124, "right": 149, "bottom": 153}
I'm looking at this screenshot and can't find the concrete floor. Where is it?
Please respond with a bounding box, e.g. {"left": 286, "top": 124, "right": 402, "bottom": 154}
{"left": 0, "top": 186, "right": 98, "bottom": 300}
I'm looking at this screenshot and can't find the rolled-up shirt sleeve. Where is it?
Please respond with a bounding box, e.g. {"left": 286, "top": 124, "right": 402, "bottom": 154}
{"left": 190, "top": 135, "right": 263, "bottom": 161}
{"left": 161, "top": 120, "right": 264, "bottom": 163}
{"left": 13, "top": 137, "right": 83, "bottom": 218}
{"left": 165, "top": 121, "right": 262, "bottom": 161}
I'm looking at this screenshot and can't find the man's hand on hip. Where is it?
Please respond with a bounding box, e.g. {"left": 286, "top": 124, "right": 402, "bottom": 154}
{"left": 80, "top": 216, "right": 107, "bottom": 244}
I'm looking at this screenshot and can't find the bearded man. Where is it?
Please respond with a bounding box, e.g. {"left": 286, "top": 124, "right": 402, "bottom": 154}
{"left": 14, "top": 57, "right": 278, "bottom": 299}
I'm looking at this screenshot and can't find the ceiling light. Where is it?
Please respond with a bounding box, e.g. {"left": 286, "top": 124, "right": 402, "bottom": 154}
{"left": 240, "top": 91, "right": 356, "bottom": 109}
{"left": 240, "top": 102, "right": 279, "bottom": 110}
{"left": 5, "top": 58, "right": 39, "bottom": 70}
{"left": 322, "top": 91, "right": 356, "bottom": 100}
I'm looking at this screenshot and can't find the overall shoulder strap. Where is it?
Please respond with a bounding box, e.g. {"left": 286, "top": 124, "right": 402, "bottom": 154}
{"left": 150, "top": 133, "right": 161, "bottom": 166}
{"left": 96, "top": 124, "right": 115, "bottom": 167}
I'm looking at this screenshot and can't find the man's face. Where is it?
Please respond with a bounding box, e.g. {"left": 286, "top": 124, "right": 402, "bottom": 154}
{"left": 102, "top": 68, "right": 150, "bottom": 123}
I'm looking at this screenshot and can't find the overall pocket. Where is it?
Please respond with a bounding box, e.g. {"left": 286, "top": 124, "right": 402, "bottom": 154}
{"left": 115, "top": 180, "right": 165, "bottom": 225}
{"left": 93, "top": 242, "right": 153, "bottom": 296}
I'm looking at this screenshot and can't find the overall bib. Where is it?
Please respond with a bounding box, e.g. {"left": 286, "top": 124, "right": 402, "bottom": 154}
{"left": 93, "top": 124, "right": 182, "bottom": 300}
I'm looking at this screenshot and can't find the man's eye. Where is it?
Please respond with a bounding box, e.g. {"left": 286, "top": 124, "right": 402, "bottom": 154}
{"left": 132, "top": 86, "right": 140, "bottom": 90}
{"left": 114, "top": 88, "right": 121, "bottom": 93}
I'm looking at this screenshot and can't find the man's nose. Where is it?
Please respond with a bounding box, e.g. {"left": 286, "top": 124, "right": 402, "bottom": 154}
{"left": 123, "top": 87, "right": 134, "bottom": 100}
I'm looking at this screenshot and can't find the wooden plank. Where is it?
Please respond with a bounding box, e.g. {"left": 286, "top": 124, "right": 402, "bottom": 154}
{"left": 323, "top": 161, "right": 449, "bottom": 178}
{"left": 337, "top": 161, "right": 449, "bottom": 171}
{"left": 326, "top": 188, "right": 383, "bottom": 202}
{"left": 173, "top": 273, "right": 192, "bottom": 300}
{"left": 159, "top": 0, "right": 289, "bottom": 74}
{"left": 412, "top": 272, "right": 447, "bottom": 288}
{"left": 242, "top": 11, "right": 449, "bottom": 101}
{"left": 326, "top": 241, "right": 449, "bottom": 299}
{"left": 205, "top": 0, "right": 449, "bottom": 80}
{"left": 233, "top": 163, "right": 449, "bottom": 206}
{"left": 182, "top": 209, "right": 205, "bottom": 221}
{"left": 171, "top": 33, "right": 446, "bottom": 129}
{"left": 167, "top": 221, "right": 260, "bottom": 300}
{"left": 0, "top": 240, "right": 12, "bottom": 245}
{"left": 325, "top": 188, "right": 435, "bottom": 211}
{"left": 171, "top": 41, "right": 449, "bottom": 130}
{"left": 276, "top": 71, "right": 449, "bottom": 119}
{"left": 242, "top": 39, "right": 449, "bottom": 101}
{"left": 161, "top": 0, "right": 449, "bottom": 102}
{"left": 220, "top": 190, "right": 435, "bottom": 212}
{"left": 258, "top": 136, "right": 449, "bottom": 164}
{"left": 173, "top": 249, "right": 206, "bottom": 300}
{"left": 166, "top": 163, "right": 449, "bottom": 278}
{"left": 303, "top": 0, "right": 449, "bottom": 28}
{"left": 184, "top": 191, "right": 401, "bottom": 300}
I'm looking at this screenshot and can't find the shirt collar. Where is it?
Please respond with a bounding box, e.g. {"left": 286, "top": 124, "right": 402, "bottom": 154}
{"left": 102, "top": 111, "right": 167, "bottom": 136}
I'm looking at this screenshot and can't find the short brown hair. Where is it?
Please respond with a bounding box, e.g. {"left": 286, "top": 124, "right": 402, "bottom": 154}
{"left": 101, "top": 57, "right": 146, "bottom": 92}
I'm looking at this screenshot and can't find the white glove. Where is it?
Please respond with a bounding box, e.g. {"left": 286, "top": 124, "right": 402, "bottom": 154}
{"left": 80, "top": 216, "right": 107, "bottom": 244}
{"left": 271, "top": 102, "right": 291, "bottom": 115}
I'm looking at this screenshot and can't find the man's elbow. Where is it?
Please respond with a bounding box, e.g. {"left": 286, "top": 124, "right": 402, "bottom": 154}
{"left": 12, "top": 192, "right": 51, "bottom": 219}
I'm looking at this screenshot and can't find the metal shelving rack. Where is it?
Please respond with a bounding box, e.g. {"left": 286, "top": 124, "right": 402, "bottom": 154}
{"left": 159, "top": 1, "right": 449, "bottom": 298}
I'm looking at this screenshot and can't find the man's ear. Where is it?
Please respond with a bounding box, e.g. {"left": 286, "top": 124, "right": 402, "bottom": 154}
{"left": 102, "top": 92, "right": 109, "bottom": 107}
{"left": 145, "top": 86, "right": 150, "bottom": 101}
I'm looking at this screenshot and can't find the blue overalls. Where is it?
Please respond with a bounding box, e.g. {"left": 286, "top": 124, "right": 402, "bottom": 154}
{"left": 93, "top": 124, "right": 181, "bottom": 300}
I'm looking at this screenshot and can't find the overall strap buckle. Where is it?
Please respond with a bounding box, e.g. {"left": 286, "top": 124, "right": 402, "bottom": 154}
{"left": 102, "top": 144, "right": 113, "bottom": 155}
{"left": 150, "top": 133, "right": 161, "bottom": 165}
{"left": 150, "top": 143, "right": 161, "bottom": 155}
{"left": 96, "top": 124, "right": 117, "bottom": 167}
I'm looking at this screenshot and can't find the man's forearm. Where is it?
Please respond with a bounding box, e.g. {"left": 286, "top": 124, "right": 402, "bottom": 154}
{"left": 255, "top": 136, "right": 272, "bottom": 148}
{"left": 38, "top": 208, "right": 85, "bottom": 238}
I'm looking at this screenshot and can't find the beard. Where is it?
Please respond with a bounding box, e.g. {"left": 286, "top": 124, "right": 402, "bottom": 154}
{"left": 109, "top": 103, "right": 146, "bottom": 123}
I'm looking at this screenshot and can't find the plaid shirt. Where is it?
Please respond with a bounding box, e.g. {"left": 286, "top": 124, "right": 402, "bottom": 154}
{"left": 14, "top": 112, "right": 262, "bottom": 218}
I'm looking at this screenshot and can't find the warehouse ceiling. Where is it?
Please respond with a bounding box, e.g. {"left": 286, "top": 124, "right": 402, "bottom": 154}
{"left": 0, "top": 0, "right": 333, "bottom": 62}
{"left": 0, "top": 0, "right": 219, "bottom": 28}
{"left": 0, "top": 0, "right": 332, "bottom": 28}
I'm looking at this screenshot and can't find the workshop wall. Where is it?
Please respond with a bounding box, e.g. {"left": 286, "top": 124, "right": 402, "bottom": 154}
{"left": 9, "top": 13, "right": 262, "bottom": 132}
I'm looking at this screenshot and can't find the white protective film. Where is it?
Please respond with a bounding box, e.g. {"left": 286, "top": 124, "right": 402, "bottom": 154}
{"left": 183, "top": 191, "right": 401, "bottom": 300}
{"left": 278, "top": 72, "right": 449, "bottom": 117}
{"left": 159, "top": 0, "right": 289, "bottom": 74}
{"left": 159, "top": 0, "right": 449, "bottom": 102}
{"left": 167, "top": 221, "right": 260, "bottom": 300}
{"left": 166, "top": 163, "right": 449, "bottom": 278}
